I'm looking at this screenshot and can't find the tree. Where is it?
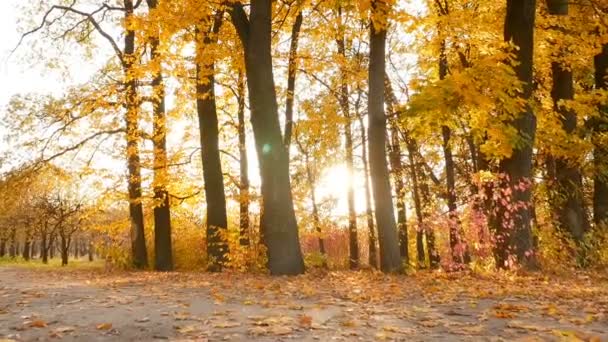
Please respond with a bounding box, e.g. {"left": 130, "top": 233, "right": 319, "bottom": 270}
{"left": 494, "top": 0, "right": 538, "bottom": 269}
{"left": 196, "top": 11, "right": 229, "bottom": 271}
{"left": 594, "top": 43, "right": 608, "bottom": 228}
{"left": 544, "top": 0, "right": 589, "bottom": 262}
{"left": 230, "top": 0, "right": 305, "bottom": 275}
{"left": 368, "top": 0, "right": 402, "bottom": 273}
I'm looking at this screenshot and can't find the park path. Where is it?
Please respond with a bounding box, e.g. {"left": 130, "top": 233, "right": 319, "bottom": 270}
{"left": 0, "top": 266, "right": 607, "bottom": 341}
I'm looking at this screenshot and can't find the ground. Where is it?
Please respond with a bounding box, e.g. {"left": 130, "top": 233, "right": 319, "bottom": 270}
{"left": 0, "top": 263, "right": 607, "bottom": 341}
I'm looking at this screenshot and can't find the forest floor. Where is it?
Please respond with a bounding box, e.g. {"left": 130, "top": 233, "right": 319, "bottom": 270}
{"left": 0, "top": 263, "right": 607, "bottom": 341}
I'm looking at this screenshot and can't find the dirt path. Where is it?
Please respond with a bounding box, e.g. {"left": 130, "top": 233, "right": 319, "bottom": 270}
{"left": 0, "top": 266, "right": 607, "bottom": 341}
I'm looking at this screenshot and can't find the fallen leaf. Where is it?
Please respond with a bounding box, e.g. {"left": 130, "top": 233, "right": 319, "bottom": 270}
{"left": 29, "top": 320, "right": 48, "bottom": 328}
{"left": 96, "top": 323, "right": 112, "bottom": 330}
{"left": 298, "top": 314, "right": 312, "bottom": 328}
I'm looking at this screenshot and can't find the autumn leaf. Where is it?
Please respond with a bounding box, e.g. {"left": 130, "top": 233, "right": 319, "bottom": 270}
{"left": 28, "top": 320, "right": 48, "bottom": 328}
{"left": 298, "top": 314, "right": 312, "bottom": 328}
{"left": 96, "top": 323, "right": 112, "bottom": 330}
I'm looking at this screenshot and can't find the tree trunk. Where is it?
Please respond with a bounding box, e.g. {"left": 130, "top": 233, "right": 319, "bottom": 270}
{"left": 384, "top": 74, "right": 409, "bottom": 265}
{"left": 389, "top": 125, "right": 408, "bottom": 263}
{"left": 303, "top": 154, "right": 326, "bottom": 257}
{"left": 406, "top": 139, "right": 426, "bottom": 267}
{"left": 196, "top": 15, "right": 229, "bottom": 271}
{"left": 88, "top": 240, "right": 94, "bottom": 261}
{"left": 8, "top": 228, "right": 16, "bottom": 258}
{"left": 546, "top": 0, "right": 589, "bottom": 263}
{"left": 124, "top": 0, "right": 148, "bottom": 269}
{"left": 230, "top": 0, "right": 305, "bottom": 275}
{"left": 335, "top": 11, "right": 359, "bottom": 269}
{"left": 237, "top": 71, "right": 251, "bottom": 246}
{"left": 74, "top": 238, "right": 80, "bottom": 259}
{"left": 147, "top": 0, "right": 173, "bottom": 272}
{"left": 368, "top": 2, "right": 402, "bottom": 273}
{"left": 495, "top": 0, "right": 537, "bottom": 269}
{"left": 359, "top": 115, "right": 378, "bottom": 268}
{"left": 41, "top": 235, "right": 48, "bottom": 264}
{"left": 0, "top": 238, "right": 5, "bottom": 257}
{"left": 420, "top": 171, "right": 441, "bottom": 268}
{"left": 437, "top": 39, "right": 470, "bottom": 265}
{"left": 594, "top": 44, "right": 608, "bottom": 228}
{"left": 283, "top": 11, "right": 303, "bottom": 152}
{"left": 22, "top": 240, "right": 31, "bottom": 261}
{"left": 60, "top": 235, "right": 69, "bottom": 266}
{"left": 49, "top": 236, "right": 55, "bottom": 259}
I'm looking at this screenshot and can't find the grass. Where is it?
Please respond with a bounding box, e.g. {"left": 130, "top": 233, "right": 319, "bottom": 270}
{"left": 0, "top": 256, "right": 104, "bottom": 270}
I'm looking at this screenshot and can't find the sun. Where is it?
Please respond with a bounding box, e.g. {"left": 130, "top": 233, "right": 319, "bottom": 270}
{"left": 316, "top": 164, "right": 367, "bottom": 217}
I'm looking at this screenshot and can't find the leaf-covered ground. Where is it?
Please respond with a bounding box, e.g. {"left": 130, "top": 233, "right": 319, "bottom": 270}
{"left": 0, "top": 266, "right": 607, "bottom": 341}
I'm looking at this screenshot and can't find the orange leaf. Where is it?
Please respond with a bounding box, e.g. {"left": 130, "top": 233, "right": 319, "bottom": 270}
{"left": 96, "top": 323, "right": 112, "bottom": 330}
{"left": 29, "top": 320, "right": 48, "bottom": 328}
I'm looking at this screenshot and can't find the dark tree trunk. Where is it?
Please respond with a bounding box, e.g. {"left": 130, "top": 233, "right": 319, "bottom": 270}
{"left": 302, "top": 152, "right": 326, "bottom": 257}
{"left": 495, "top": 0, "right": 537, "bottom": 269}
{"left": 196, "top": 15, "right": 229, "bottom": 271}
{"left": 368, "top": 3, "right": 402, "bottom": 273}
{"left": 74, "top": 238, "right": 80, "bottom": 259}
{"left": 8, "top": 228, "right": 16, "bottom": 258}
{"left": 335, "top": 11, "right": 359, "bottom": 269}
{"left": 420, "top": 172, "right": 441, "bottom": 268}
{"left": 22, "top": 240, "right": 31, "bottom": 261}
{"left": 41, "top": 235, "right": 48, "bottom": 264}
{"left": 60, "top": 235, "right": 69, "bottom": 266}
{"left": 594, "top": 44, "right": 608, "bottom": 227}
{"left": 390, "top": 125, "right": 408, "bottom": 263}
{"left": 124, "top": 0, "right": 148, "bottom": 269}
{"left": 147, "top": 0, "right": 173, "bottom": 272}
{"left": 49, "top": 236, "right": 55, "bottom": 259}
{"left": 438, "top": 39, "right": 470, "bottom": 265}
{"left": 283, "top": 11, "right": 303, "bottom": 152}
{"left": 384, "top": 74, "right": 409, "bottom": 265}
{"left": 88, "top": 240, "right": 94, "bottom": 261}
{"left": 359, "top": 116, "right": 378, "bottom": 269}
{"left": 237, "top": 72, "right": 251, "bottom": 246}
{"left": 546, "top": 0, "right": 589, "bottom": 262}
{"left": 406, "top": 140, "right": 426, "bottom": 267}
{"left": 231, "top": 0, "right": 305, "bottom": 275}
{"left": 0, "top": 238, "right": 6, "bottom": 257}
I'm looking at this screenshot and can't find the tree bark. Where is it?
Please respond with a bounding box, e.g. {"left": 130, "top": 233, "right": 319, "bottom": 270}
{"left": 283, "top": 11, "right": 303, "bottom": 152}
{"left": 22, "top": 240, "right": 31, "bottom": 261}
{"left": 230, "top": 0, "right": 305, "bottom": 275}
{"left": 368, "top": 2, "right": 402, "bottom": 273}
{"left": 406, "top": 139, "right": 426, "bottom": 267}
{"left": 546, "top": 0, "right": 589, "bottom": 262}
{"left": 60, "top": 235, "right": 69, "bottom": 266}
{"left": 147, "top": 0, "right": 173, "bottom": 271}
{"left": 124, "top": 0, "right": 148, "bottom": 269}
{"left": 437, "top": 38, "right": 470, "bottom": 265}
{"left": 594, "top": 44, "right": 608, "bottom": 228}
{"left": 237, "top": 71, "right": 251, "bottom": 246}
{"left": 0, "top": 238, "right": 5, "bottom": 257}
{"left": 196, "top": 14, "right": 229, "bottom": 271}
{"left": 88, "top": 240, "right": 94, "bottom": 261}
{"left": 359, "top": 115, "right": 378, "bottom": 269}
{"left": 8, "top": 227, "right": 16, "bottom": 258}
{"left": 495, "top": 0, "right": 538, "bottom": 269}
{"left": 384, "top": 74, "right": 409, "bottom": 265}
